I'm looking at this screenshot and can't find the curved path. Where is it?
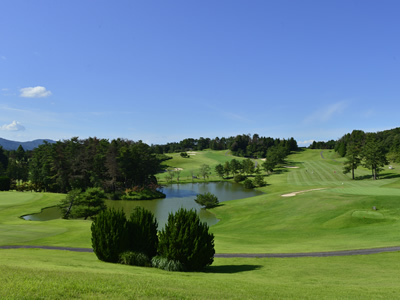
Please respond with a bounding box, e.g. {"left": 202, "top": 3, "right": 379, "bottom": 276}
{"left": 1, "top": 245, "right": 400, "bottom": 258}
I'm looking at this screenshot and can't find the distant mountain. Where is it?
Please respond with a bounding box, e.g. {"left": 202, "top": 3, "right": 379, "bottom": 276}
{"left": 0, "top": 138, "right": 56, "bottom": 151}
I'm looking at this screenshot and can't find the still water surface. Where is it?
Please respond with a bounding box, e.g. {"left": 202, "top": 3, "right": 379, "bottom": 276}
{"left": 22, "top": 182, "right": 262, "bottom": 228}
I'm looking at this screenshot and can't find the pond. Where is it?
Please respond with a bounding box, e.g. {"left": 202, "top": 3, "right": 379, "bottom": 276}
{"left": 22, "top": 182, "right": 262, "bottom": 228}
{"left": 21, "top": 205, "right": 63, "bottom": 221}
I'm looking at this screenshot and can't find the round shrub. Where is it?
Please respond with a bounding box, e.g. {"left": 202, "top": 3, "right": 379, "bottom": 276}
{"left": 233, "top": 174, "right": 245, "bottom": 183}
{"left": 194, "top": 192, "right": 219, "bottom": 208}
{"left": 254, "top": 175, "right": 266, "bottom": 187}
{"left": 119, "top": 251, "right": 150, "bottom": 267}
{"left": 158, "top": 208, "right": 215, "bottom": 271}
{"left": 91, "top": 208, "right": 128, "bottom": 263}
{"left": 127, "top": 207, "right": 158, "bottom": 258}
{"left": 243, "top": 178, "right": 255, "bottom": 189}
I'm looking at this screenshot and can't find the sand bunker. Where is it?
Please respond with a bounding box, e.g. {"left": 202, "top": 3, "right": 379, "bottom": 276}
{"left": 281, "top": 188, "right": 326, "bottom": 197}
{"left": 283, "top": 166, "right": 299, "bottom": 169}
{"left": 187, "top": 151, "right": 197, "bottom": 155}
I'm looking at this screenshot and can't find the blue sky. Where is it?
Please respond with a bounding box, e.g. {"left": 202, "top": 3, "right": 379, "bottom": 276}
{"left": 1, "top": 1, "right": 400, "bottom": 146}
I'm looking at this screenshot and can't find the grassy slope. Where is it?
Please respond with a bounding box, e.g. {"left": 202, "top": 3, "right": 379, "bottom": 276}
{"left": 2, "top": 149, "right": 400, "bottom": 252}
{"left": 2, "top": 148, "right": 400, "bottom": 298}
{"left": 1, "top": 249, "right": 400, "bottom": 299}
{"left": 157, "top": 150, "right": 264, "bottom": 183}
{"left": 212, "top": 149, "right": 400, "bottom": 252}
{"left": 0, "top": 192, "right": 92, "bottom": 247}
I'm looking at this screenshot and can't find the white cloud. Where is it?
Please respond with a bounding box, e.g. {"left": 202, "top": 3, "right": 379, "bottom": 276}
{"left": 304, "top": 101, "right": 347, "bottom": 124}
{"left": 20, "top": 86, "right": 52, "bottom": 98}
{"left": 1, "top": 121, "right": 25, "bottom": 131}
{"left": 298, "top": 139, "right": 314, "bottom": 146}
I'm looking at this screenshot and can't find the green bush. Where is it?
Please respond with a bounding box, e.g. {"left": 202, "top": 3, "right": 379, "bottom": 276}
{"left": 127, "top": 207, "right": 158, "bottom": 258}
{"left": 254, "top": 175, "right": 266, "bottom": 187}
{"left": 121, "top": 188, "right": 166, "bottom": 200}
{"left": 119, "top": 251, "right": 150, "bottom": 267}
{"left": 243, "top": 178, "right": 255, "bottom": 189}
{"left": 158, "top": 208, "right": 215, "bottom": 271}
{"left": 194, "top": 192, "right": 219, "bottom": 208}
{"left": 151, "top": 256, "right": 185, "bottom": 272}
{"left": 180, "top": 152, "right": 189, "bottom": 158}
{"left": 233, "top": 174, "right": 245, "bottom": 183}
{"left": 91, "top": 208, "right": 129, "bottom": 263}
{"left": 15, "top": 180, "right": 34, "bottom": 192}
{"left": 0, "top": 176, "right": 11, "bottom": 191}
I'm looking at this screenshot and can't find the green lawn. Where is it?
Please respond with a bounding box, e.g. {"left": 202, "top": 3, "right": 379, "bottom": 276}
{"left": 211, "top": 149, "right": 400, "bottom": 253}
{"left": 1, "top": 249, "right": 400, "bottom": 299}
{"left": 157, "top": 149, "right": 265, "bottom": 183}
{"left": 1, "top": 148, "right": 400, "bottom": 298}
{"left": 0, "top": 192, "right": 91, "bottom": 247}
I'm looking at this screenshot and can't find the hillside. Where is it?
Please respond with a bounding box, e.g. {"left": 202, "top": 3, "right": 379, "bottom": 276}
{"left": 0, "top": 138, "right": 56, "bottom": 151}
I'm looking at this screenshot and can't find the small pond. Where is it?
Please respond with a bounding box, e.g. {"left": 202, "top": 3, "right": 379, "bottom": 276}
{"left": 21, "top": 206, "right": 63, "bottom": 221}
{"left": 22, "top": 182, "right": 263, "bottom": 228}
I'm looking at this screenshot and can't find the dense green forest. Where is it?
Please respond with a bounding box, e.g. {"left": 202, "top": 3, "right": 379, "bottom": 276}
{"left": 2, "top": 127, "right": 400, "bottom": 193}
{"left": 0, "top": 138, "right": 164, "bottom": 193}
{"left": 152, "top": 134, "right": 298, "bottom": 157}
{"left": 0, "top": 134, "right": 298, "bottom": 193}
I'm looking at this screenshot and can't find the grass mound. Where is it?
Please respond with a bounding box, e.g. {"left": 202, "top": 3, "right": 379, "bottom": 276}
{"left": 351, "top": 210, "right": 384, "bottom": 219}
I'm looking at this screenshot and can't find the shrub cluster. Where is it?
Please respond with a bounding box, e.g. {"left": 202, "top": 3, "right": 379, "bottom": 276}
{"left": 254, "top": 175, "right": 266, "bottom": 187}
{"left": 243, "top": 178, "right": 255, "bottom": 189}
{"left": 151, "top": 256, "right": 185, "bottom": 272}
{"left": 180, "top": 152, "right": 189, "bottom": 158}
{"left": 91, "top": 207, "right": 214, "bottom": 272}
{"left": 121, "top": 187, "right": 165, "bottom": 200}
{"left": 194, "top": 192, "right": 219, "bottom": 208}
{"left": 119, "top": 251, "right": 151, "bottom": 267}
{"left": 91, "top": 207, "right": 157, "bottom": 263}
{"left": 234, "top": 174, "right": 246, "bottom": 183}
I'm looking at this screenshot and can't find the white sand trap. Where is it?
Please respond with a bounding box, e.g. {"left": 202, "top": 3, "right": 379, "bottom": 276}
{"left": 283, "top": 166, "right": 299, "bottom": 169}
{"left": 187, "top": 151, "right": 198, "bottom": 155}
{"left": 281, "top": 188, "right": 326, "bottom": 197}
{"left": 174, "top": 168, "right": 183, "bottom": 171}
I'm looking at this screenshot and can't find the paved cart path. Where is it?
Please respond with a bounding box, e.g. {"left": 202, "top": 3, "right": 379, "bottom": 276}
{"left": 1, "top": 245, "right": 400, "bottom": 258}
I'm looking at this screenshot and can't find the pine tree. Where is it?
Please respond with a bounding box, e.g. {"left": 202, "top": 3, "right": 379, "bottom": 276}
{"left": 343, "top": 143, "right": 361, "bottom": 179}
{"left": 158, "top": 208, "right": 215, "bottom": 271}
{"left": 362, "top": 134, "right": 388, "bottom": 180}
{"left": 127, "top": 207, "right": 158, "bottom": 258}
{"left": 91, "top": 208, "right": 129, "bottom": 263}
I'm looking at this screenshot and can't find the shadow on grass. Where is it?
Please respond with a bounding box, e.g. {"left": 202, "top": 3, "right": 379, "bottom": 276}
{"left": 271, "top": 169, "right": 289, "bottom": 175}
{"left": 285, "top": 161, "right": 304, "bottom": 166}
{"left": 203, "top": 264, "right": 262, "bottom": 274}
{"left": 353, "top": 172, "right": 400, "bottom": 181}
{"left": 380, "top": 172, "right": 400, "bottom": 180}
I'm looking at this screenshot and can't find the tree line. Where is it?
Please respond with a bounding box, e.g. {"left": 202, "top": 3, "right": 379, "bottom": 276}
{"left": 336, "top": 130, "right": 389, "bottom": 180}
{"left": 308, "top": 127, "right": 400, "bottom": 180}
{"left": 152, "top": 134, "right": 298, "bottom": 158}
{"left": 0, "top": 133, "right": 298, "bottom": 192}
{"left": 0, "top": 137, "right": 166, "bottom": 193}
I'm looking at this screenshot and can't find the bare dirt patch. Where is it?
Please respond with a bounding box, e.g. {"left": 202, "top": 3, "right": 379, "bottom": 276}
{"left": 281, "top": 188, "right": 326, "bottom": 197}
